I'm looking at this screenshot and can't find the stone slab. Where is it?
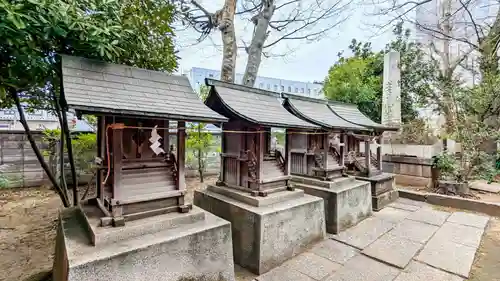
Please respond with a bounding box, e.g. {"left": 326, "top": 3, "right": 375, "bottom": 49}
{"left": 295, "top": 179, "right": 372, "bottom": 234}
{"left": 331, "top": 217, "right": 395, "bottom": 249}
{"left": 470, "top": 180, "right": 500, "bottom": 193}
{"left": 255, "top": 265, "right": 315, "bottom": 281}
{"left": 373, "top": 207, "right": 411, "bottom": 224}
{"left": 54, "top": 207, "right": 235, "bottom": 281}
{"left": 395, "top": 198, "right": 428, "bottom": 207}
{"left": 324, "top": 254, "right": 400, "bottom": 281}
{"left": 362, "top": 233, "right": 422, "bottom": 269}
{"left": 406, "top": 207, "right": 451, "bottom": 226}
{"left": 447, "top": 212, "right": 489, "bottom": 229}
{"left": 415, "top": 238, "right": 476, "bottom": 278}
{"left": 194, "top": 189, "right": 325, "bottom": 274}
{"left": 387, "top": 201, "right": 421, "bottom": 212}
{"left": 283, "top": 252, "right": 342, "bottom": 280}
{"left": 372, "top": 189, "right": 399, "bottom": 211}
{"left": 426, "top": 193, "right": 500, "bottom": 217}
{"left": 309, "top": 239, "right": 359, "bottom": 265}
{"left": 394, "top": 261, "right": 464, "bottom": 281}
{"left": 431, "top": 222, "right": 484, "bottom": 248}
{"left": 206, "top": 185, "right": 304, "bottom": 207}
{"left": 389, "top": 219, "right": 439, "bottom": 244}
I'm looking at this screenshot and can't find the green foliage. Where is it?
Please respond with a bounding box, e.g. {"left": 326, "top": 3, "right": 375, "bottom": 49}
{"left": 392, "top": 119, "right": 438, "bottom": 145}
{"left": 198, "top": 85, "right": 210, "bottom": 102}
{"left": 433, "top": 152, "right": 458, "bottom": 180}
{"left": 323, "top": 22, "right": 438, "bottom": 123}
{"left": 186, "top": 123, "right": 214, "bottom": 182}
{"left": 0, "top": 172, "right": 9, "bottom": 188}
{"left": 1, "top": 0, "right": 177, "bottom": 108}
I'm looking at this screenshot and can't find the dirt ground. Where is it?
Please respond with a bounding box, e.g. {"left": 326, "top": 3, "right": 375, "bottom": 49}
{"left": 0, "top": 176, "right": 216, "bottom": 281}
{"left": 2, "top": 177, "right": 500, "bottom": 281}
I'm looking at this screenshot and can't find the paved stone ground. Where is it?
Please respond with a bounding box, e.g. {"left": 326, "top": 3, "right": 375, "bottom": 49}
{"left": 251, "top": 198, "right": 490, "bottom": 281}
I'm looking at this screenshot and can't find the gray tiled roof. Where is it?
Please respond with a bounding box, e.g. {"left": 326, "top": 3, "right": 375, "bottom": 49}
{"left": 207, "top": 80, "right": 318, "bottom": 129}
{"left": 283, "top": 94, "right": 365, "bottom": 131}
{"left": 61, "top": 56, "right": 227, "bottom": 122}
{"left": 328, "top": 102, "right": 396, "bottom": 131}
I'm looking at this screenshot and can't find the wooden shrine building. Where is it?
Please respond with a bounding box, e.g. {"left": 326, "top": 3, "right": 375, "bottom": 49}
{"left": 60, "top": 56, "right": 227, "bottom": 226}
{"left": 281, "top": 94, "right": 366, "bottom": 180}
{"left": 327, "top": 102, "right": 398, "bottom": 178}
{"left": 203, "top": 79, "right": 320, "bottom": 196}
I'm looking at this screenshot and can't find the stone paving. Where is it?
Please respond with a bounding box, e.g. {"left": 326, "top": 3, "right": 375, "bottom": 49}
{"left": 254, "top": 198, "right": 490, "bottom": 281}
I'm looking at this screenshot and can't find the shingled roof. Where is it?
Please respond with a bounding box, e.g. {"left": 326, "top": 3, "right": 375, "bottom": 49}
{"left": 204, "top": 79, "right": 318, "bottom": 129}
{"left": 328, "top": 102, "right": 398, "bottom": 131}
{"left": 282, "top": 94, "right": 365, "bottom": 131}
{"left": 60, "top": 55, "right": 227, "bottom": 123}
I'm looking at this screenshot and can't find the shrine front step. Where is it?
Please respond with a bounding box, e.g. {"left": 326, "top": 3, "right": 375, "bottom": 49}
{"left": 53, "top": 206, "right": 235, "bottom": 281}
{"left": 291, "top": 176, "right": 372, "bottom": 234}
{"left": 355, "top": 173, "right": 398, "bottom": 211}
{"left": 194, "top": 186, "right": 326, "bottom": 275}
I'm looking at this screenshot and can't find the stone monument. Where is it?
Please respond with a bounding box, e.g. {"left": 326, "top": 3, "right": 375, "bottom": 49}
{"left": 381, "top": 51, "right": 402, "bottom": 151}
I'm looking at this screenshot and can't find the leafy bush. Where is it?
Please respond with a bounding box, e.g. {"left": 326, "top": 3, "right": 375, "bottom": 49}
{"left": 0, "top": 173, "right": 9, "bottom": 188}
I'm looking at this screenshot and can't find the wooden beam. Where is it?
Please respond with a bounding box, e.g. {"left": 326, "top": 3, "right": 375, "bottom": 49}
{"left": 177, "top": 121, "right": 186, "bottom": 190}
{"left": 97, "top": 116, "right": 104, "bottom": 200}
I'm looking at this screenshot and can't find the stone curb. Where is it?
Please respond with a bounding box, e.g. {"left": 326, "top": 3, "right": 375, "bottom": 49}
{"left": 398, "top": 189, "right": 500, "bottom": 217}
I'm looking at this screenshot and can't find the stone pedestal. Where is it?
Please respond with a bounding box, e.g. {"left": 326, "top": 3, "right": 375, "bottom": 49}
{"left": 291, "top": 175, "right": 372, "bottom": 234}
{"left": 312, "top": 166, "right": 344, "bottom": 181}
{"left": 356, "top": 173, "right": 398, "bottom": 211}
{"left": 53, "top": 205, "right": 235, "bottom": 281}
{"left": 194, "top": 185, "right": 325, "bottom": 275}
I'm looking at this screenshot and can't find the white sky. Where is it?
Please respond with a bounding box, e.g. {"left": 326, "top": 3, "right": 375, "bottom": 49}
{"left": 174, "top": 0, "right": 397, "bottom": 82}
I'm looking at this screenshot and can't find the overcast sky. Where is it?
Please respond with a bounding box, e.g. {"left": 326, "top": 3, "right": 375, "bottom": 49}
{"left": 174, "top": 0, "right": 397, "bottom": 82}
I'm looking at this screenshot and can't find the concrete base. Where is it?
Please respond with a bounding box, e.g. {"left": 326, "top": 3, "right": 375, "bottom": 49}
{"left": 194, "top": 185, "right": 325, "bottom": 275}
{"left": 356, "top": 173, "right": 398, "bottom": 211}
{"left": 53, "top": 206, "right": 235, "bottom": 281}
{"left": 291, "top": 175, "right": 372, "bottom": 234}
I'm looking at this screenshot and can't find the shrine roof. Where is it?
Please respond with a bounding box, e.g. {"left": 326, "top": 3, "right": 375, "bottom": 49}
{"left": 281, "top": 94, "right": 365, "bottom": 131}
{"left": 327, "top": 102, "right": 399, "bottom": 131}
{"left": 61, "top": 56, "right": 227, "bottom": 123}
{"left": 204, "top": 79, "right": 319, "bottom": 129}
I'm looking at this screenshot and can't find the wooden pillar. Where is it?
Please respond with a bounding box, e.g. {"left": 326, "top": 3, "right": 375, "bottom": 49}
{"left": 177, "top": 121, "right": 186, "bottom": 190}
{"left": 257, "top": 128, "right": 265, "bottom": 184}
{"left": 285, "top": 129, "right": 291, "bottom": 176}
{"left": 219, "top": 124, "right": 225, "bottom": 184}
{"left": 322, "top": 132, "right": 328, "bottom": 168}
{"left": 376, "top": 136, "right": 382, "bottom": 170}
{"left": 163, "top": 120, "right": 170, "bottom": 159}
{"left": 365, "top": 138, "right": 371, "bottom": 177}
{"left": 111, "top": 125, "right": 123, "bottom": 217}
{"left": 340, "top": 133, "right": 346, "bottom": 167}
{"left": 96, "top": 116, "right": 104, "bottom": 200}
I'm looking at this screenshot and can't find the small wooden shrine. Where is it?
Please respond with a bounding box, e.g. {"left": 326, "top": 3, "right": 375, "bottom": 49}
{"left": 61, "top": 55, "right": 227, "bottom": 226}
{"left": 203, "top": 79, "right": 319, "bottom": 196}
{"left": 327, "top": 102, "right": 399, "bottom": 178}
{"left": 282, "top": 94, "right": 368, "bottom": 180}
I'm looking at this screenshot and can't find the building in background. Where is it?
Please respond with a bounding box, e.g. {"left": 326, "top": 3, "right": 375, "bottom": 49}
{"left": 0, "top": 109, "right": 93, "bottom": 132}
{"left": 186, "top": 67, "right": 324, "bottom": 98}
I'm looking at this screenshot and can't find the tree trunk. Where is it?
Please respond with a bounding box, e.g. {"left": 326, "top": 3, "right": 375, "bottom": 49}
{"left": 242, "top": 2, "right": 275, "bottom": 87}
{"left": 10, "top": 89, "right": 70, "bottom": 207}
{"left": 61, "top": 106, "right": 78, "bottom": 206}
{"left": 198, "top": 148, "right": 204, "bottom": 182}
{"left": 219, "top": 0, "right": 237, "bottom": 82}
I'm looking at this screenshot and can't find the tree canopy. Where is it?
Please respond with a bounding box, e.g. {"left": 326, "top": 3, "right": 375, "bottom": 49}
{"left": 323, "top": 23, "right": 438, "bottom": 123}
{"left": 0, "top": 0, "right": 178, "bottom": 207}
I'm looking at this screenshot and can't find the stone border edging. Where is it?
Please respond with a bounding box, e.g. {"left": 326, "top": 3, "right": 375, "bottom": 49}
{"left": 398, "top": 189, "right": 500, "bottom": 217}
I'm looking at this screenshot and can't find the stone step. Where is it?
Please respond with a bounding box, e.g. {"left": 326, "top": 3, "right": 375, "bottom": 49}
{"left": 291, "top": 175, "right": 356, "bottom": 189}
{"left": 293, "top": 179, "right": 369, "bottom": 194}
